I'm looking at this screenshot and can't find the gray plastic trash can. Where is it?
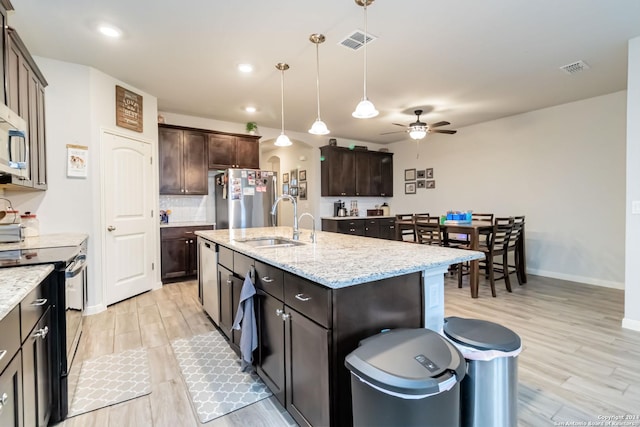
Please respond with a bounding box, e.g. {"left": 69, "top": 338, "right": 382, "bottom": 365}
{"left": 443, "top": 317, "right": 522, "bottom": 427}
{"left": 345, "top": 328, "right": 466, "bottom": 427}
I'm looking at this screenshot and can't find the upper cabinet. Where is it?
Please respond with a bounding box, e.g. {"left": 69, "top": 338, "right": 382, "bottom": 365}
{"left": 158, "top": 125, "right": 208, "bottom": 195}
{"left": 1, "top": 26, "right": 48, "bottom": 190}
{"left": 208, "top": 133, "right": 259, "bottom": 170}
{"left": 320, "top": 146, "right": 393, "bottom": 197}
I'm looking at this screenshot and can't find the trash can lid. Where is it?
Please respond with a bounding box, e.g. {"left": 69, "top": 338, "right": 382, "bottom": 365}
{"left": 443, "top": 317, "right": 521, "bottom": 352}
{"left": 345, "top": 328, "right": 465, "bottom": 396}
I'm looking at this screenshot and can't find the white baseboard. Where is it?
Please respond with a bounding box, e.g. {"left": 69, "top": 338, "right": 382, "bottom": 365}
{"left": 527, "top": 268, "right": 624, "bottom": 290}
{"left": 622, "top": 318, "right": 640, "bottom": 332}
{"left": 84, "top": 303, "right": 107, "bottom": 316}
{"left": 154, "top": 280, "right": 163, "bottom": 290}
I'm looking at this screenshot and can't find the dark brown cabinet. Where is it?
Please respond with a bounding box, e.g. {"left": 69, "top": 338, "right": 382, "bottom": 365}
{"left": 322, "top": 217, "right": 397, "bottom": 241}
{"left": 22, "top": 308, "right": 52, "bottom": 427}
{"left": 158, "top": 125, "right": 208, "bottom": 195}
{"left": 0, "top": 350, "right": 23, "bottom": 427}
{"left": 2, "top": 27, "right": 48, "bottom": 190}
{"left": 208, "top": 133, "right": 260, "bottom": 170}
{"left": 160, "top": 225, "right": 213, "bottom": 281}
{"left": 320, "top": 146, "right": 393, "bottom": 197}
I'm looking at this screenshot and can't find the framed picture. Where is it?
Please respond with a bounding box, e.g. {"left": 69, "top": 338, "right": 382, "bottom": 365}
{"left": 426, "top": 180, "right": 436, "bottom": 189}
{"left": 417, "top": 170, "right": 426, "bottom": 179}
{"left": 282, "top": 173, "right": 289, "bottom": 183}
{"left": 417, "top": 179, "right": 426, "bottom": 189}
{"left": 405, "top": 168, "right": 416, "bottom": 181}
{"left": 290, "top": 169, "right": 298, "bottom": 187}
{"left": 299, "top": 182, "right": 307, "bottom": 200}
{"left": 405, "top": 182, "right": 416, "bottom": 194}
{"left": 426, "top": 168, "right": 434, "bottom": 179}
{"left": 282, "top": 183, "right": 289, "bottom": 195}
{"left": 299, "top": 169, "right": 307, "bottom": 181}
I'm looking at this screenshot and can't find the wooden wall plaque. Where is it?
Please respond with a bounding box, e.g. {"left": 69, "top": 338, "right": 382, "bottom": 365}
{"left": 115, "top": 85, "right": 143, "bottom": 132}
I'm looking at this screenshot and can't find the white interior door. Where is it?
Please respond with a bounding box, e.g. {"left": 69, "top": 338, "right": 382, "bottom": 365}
{"left": 103, "top": 131, "right": 154, "bottom": 305}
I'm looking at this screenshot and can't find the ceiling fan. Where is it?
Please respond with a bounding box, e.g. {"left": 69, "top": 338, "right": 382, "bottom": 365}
{"left": 381, "top": 109, "right": 457, "bottom": 140}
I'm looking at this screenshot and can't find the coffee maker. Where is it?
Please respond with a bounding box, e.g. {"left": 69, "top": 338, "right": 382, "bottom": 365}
{"left": 334, "top": 200, "right": 346, "bottom": 217}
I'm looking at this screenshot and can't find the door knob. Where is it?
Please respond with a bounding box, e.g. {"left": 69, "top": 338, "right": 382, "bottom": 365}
{"left": 107, "top": 226, "right": 116, "bottom": 231}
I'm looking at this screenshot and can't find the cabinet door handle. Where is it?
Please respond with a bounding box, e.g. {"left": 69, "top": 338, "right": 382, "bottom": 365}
{"left": 0, "top": 350, "right": 6, "bottom": 362}
{"left": 32, "top": 326, "right": 49, "bottom": 340}
{"left": 262, "top": 276, "right": 274, "bottom": 283}
{"left": 295, "top": 293, "right": 311, "bottom": 302}
{"left": 31, "top": 298, "right": 47, "bottom": 306}
{"left": 276, "top": 309, "right": 284, "bottom": 317}
{"left": 226, "top": 279, "right": 232, "bottom": 285}
{"left": 281, "top": 313, "right": 290, "bottom": 321}
{"left": 0, "top": 392, "right": 8, "bottom": 407}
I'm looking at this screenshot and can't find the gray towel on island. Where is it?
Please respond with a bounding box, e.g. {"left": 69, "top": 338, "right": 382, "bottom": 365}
{"left": 232, "top": 271, "right": 258, "bottom": 372}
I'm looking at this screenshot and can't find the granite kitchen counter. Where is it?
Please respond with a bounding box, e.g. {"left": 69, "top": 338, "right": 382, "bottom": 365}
{"left": 0, "top": 233, "right": 88, "bottom": 251}
{"left": 196, "top": 226, "right": 483, "bottom": 289}
{"left": 0, "top": 264, "right": 54, "bottom": 321}
{"left": 159, "top": 221, "right": 215, "bottom": 228}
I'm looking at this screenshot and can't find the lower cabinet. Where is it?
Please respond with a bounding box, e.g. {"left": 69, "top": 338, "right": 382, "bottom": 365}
{"left": 22, "top": 308, "right": 52, "bottom": 427}
{"left": 322, "top": 217, "right": 396, "bottom": 240}
{"left": 0, "top": 351, "right": 23, "bottom": 427}
{"left": 217, "top": 264, "right": 235, "bottom": 342}
{"left": 160, "top": 225, "right": 213, "bottom": 281}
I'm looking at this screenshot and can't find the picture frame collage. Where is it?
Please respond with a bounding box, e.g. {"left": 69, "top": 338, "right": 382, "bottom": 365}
{"left": 404, "top": 168, "right": 435, "bottom": 194}
{"left": 282, "top": 169, "right": 307, "bottom": 200}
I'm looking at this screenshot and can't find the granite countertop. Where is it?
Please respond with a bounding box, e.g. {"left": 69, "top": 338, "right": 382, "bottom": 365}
{"left": 160, "top": 221, "right": 215, "bottom": 229}
{"left": 0, "top": 233, "right": 88, "bottom": 251}
{"left": 321, "top": 216, "right": 396, "bottom": 220}
{"left": 196, "top": 226, "right": 483, "bottom": 289}
{"left": 0, "top": 264, "right": 54, "bottom": 321}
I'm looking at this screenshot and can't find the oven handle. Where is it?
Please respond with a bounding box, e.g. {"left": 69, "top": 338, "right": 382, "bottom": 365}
{"left": 66, "top": 254, "right": 87, "bottom": 278}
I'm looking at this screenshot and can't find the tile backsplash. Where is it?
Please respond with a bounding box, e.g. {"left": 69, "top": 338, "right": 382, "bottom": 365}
{"left": 159, "top": 195, "right": 209, "bottom": 223}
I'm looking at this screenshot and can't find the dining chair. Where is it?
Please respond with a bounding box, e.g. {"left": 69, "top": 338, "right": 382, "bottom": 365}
{"left": 460, "top": 217, "right": 514, "bottom": 296}
{"left": 395, "top": 213, "right": 417, "bottom": 242}
{"left": 471, "top": 213, "right": 494, "bottom": 222}
{"left": 503, "top": 215, "right": 526, "bottom": 285}
{"left": 415, "top": 221, "right": 442, "bottom": 246}
{"left": 413, "top": 213, "right": 432, "bottom": 223}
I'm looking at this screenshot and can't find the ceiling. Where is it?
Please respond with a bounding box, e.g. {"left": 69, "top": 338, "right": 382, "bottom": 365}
{"left": 7, "top": 0, "right": 640, "bottom": 144}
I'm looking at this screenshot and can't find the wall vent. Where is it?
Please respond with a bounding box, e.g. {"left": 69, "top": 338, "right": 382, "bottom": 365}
{"left": 560, "top": 60, "right": 590, "bottom": 75}
{"left": 339, "top": 30, "right": 377, "bottom": 51}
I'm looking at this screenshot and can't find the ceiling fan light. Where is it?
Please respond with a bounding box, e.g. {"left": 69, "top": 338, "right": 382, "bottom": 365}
{"left": 275, "top": 133, "right": 292, "bottom": 147}
{"left": 409, "top": 127, "right": 427, "bottom": 140}
{"left": 352, "top": 98, "right": 379, "bottom": 119}
{"left": 309, "top": 119, "right": 330, "bottom": 135}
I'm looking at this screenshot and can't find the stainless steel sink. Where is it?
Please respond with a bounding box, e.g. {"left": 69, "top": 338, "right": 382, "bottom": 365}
{"left": 235, "top": 237, "right": 305, "bottom": 248}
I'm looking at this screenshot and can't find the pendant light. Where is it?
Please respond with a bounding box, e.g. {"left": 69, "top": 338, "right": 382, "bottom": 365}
{"left": 352, "top": 0, "right": 378, "bottom": 119}
{"left": 274, "top": 63, "right": 292, "bottom": 147}
{"left": 308, "top": 33, "right": 330, "bottom": 135}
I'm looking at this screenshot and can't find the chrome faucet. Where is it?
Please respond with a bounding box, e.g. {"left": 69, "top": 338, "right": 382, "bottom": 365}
{"left": 298, "top": 212, "right": 316, "bottom": 243}
{"left": 271, "top": 194, "right": 299, "bottom": 240}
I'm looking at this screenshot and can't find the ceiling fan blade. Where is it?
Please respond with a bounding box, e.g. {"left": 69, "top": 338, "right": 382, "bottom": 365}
{"left": 391, "top": 123, "right": 407, "bottom": 128}
{"left": 430, "top": 129, "right": 457, "bottom": 134}
{"left": 380, "top": 130, "right": 407, "bottom": 135}
{"left": 429, "top": 121, "right": 450, "bottom": 128}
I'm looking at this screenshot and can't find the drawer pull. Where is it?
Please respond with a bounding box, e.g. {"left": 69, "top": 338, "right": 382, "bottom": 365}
{"left": 32, "top": 326, "right": 49, "bottom": 340}
{"left": 281, "top": 313, "right": 291, "bottom": 321}
{"left": 295, "top": 293, "right": 311, "bottom": 302}
{"left": 262, "top": 276, "right": 275, "bottom": 283}
{"left": 226, "top": 279, "right": 232, "bottom": 285}
{"left": 0, "top": 350, "right": 6, "bottom": 361}
{"left": 276, "top": 309, "right": 284, "bottom": 317}
{"left": 31, "top": 298, "right": 48, "bottom": 306}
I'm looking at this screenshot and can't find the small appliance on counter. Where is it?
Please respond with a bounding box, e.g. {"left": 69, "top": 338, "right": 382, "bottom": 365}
{"left": 334, "top": 200, "right": 347, "bottom": 217}
{"left": 0, "top": 197, "right": 24, "bottom": 242}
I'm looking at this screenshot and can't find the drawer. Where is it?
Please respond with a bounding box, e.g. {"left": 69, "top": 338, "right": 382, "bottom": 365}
{"left": 254, "top": 261, "right": 284, "bottom": 301}
{"left": 218, "top": 245, "right": 233, "bottom": 270}
{"left": 0, "top": 306, "right": 20, "bottom": 374}
{"left": 20, "top": 279, "right": 51, "bottom": 343}
{"left": 161, "top": 225, "right": 213, "bottom": 240}
{"left": 337, "top": 219, "right": 365, "bottom": 236}
{"left": 234, "top": 252, "right": 254, "bottom": 278}
{"left": 284, "top": 273, "right": 332, "bottom": 328}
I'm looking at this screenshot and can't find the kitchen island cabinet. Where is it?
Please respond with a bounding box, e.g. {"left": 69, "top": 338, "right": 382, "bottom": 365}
{"left": 197, "top": 227, "right": 481, "bottom": 427}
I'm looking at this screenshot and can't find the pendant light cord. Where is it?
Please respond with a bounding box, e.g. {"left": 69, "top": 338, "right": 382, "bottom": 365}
{"left": 315, "top": 42, "right": 322, "bottom": 119}
{"left": 280, "top": 68, "right": 285, "bottom": 133}
{"left": 363, "top": 2, "right": 368, "bottom": 99}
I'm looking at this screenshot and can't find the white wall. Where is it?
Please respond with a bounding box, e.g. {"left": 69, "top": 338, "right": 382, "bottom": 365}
{"left": 390, "top": 91, "right": 627, "bottom": 289}
{"left": 624, "top": 36, "right": 640, "bottom": 331}
{"left": 7, "top": 57, "right": 159, "bottom": 313}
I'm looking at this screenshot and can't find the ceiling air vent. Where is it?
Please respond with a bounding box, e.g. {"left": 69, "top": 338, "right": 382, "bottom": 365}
{"left": 560, "top": 60, "right": 590, "bottom": 75}
{"left": 339, "top": 30, "right": 377, "bottom": 51}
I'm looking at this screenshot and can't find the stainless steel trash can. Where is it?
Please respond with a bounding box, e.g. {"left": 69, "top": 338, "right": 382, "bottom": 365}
{"left": 345, "top": 328, "right": 466, "bottom": 427}
{"left": 443, "top": 317, "right": 522, "bottom": 427}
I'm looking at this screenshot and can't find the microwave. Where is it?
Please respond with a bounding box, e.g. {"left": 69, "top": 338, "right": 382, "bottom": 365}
{"left": 0, "top": 102, "right": 28, "bottom": 178}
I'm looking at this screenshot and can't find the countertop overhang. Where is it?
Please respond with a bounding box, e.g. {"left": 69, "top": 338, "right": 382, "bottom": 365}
{"left": 196, "top": 227, "right": 483, "bottom": 289}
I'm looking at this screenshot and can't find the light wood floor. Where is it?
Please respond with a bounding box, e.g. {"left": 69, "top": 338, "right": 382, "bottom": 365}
{"left": 52, "top": 273, "right": 640, "bottom": 427}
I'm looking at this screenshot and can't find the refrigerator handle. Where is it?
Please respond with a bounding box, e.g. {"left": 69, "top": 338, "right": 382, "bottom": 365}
{"left": 271, "top": 174, "right": 277, "bottom": 226}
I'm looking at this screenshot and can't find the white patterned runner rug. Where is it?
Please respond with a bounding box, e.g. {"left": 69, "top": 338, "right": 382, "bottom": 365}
{"left": 171, "top": 330, "right": 272, "bottom": 423}
{"left": 68, "top": 347, "right": 151, "bottom": 417}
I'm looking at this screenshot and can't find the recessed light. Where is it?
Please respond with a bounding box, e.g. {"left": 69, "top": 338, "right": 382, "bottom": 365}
{"left": 245, "top": 106, "right": 257, "bottom": 113}
{"left": 98, "top": 24, "right": 122, "bottom": 38}
{"left": 238, "top": 64, "right": 253, "bottom": 73}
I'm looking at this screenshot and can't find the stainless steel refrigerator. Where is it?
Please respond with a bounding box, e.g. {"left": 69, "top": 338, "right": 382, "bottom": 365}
{"left": 214, "top": 168, "right": 278, "bottom": 229}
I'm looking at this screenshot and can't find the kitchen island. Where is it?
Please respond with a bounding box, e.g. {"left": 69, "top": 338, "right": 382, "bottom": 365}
{"left": 196, "top": 226, "right": 482, "bottom": 427}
